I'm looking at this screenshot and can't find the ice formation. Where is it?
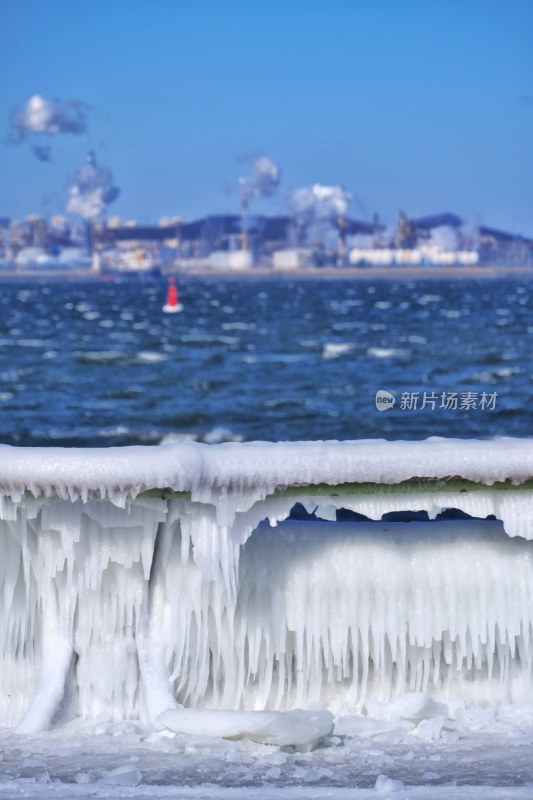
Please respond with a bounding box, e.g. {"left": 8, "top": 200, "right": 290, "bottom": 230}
{"left": 0, "top": 438, "right": 532, "bottom": 736}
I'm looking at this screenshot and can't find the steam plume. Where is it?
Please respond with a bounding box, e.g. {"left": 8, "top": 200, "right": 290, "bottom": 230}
{"left": 239, "top": 155, "right": 281, "bottom": 207}
{"left": 66, "top": 151, "right": 119, "bottom": 223}
{"left": 460, "top": 218, "right": 480, "bottom": 249}
{"left": 12, "top": 95, "right": 89, "bottom": 138}
{"left": 290, "top": 184, "right": 352, "bottom": 223}
{"left": 428, "top": 225, "right": 458, "bottom": 251}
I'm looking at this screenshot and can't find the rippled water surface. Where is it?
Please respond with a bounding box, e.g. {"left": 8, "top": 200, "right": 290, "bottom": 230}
{"left": 0, "top": 274, "right": 531, "bottom": 446}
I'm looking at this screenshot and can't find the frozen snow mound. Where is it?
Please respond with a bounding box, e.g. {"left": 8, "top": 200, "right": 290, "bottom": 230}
{"left": 0, "top": 438, "right": 533, "bottom": 734}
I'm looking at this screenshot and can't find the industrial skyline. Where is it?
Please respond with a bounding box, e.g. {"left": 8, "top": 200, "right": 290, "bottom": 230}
{"left": 1, "top": 0, "right": 532, "bottom": 236}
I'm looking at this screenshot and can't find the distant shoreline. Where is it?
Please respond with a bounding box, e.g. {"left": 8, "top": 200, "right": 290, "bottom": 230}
{"left": 0, "top": 264, "right": 533, "bottom": 281}
{"left": 180, "top": 264, "right": 533, "bottom": 281}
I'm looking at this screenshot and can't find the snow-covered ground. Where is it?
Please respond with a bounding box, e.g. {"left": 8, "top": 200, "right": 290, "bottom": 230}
{"left": 2, "top": 703, "right": 533, "bottom": 799}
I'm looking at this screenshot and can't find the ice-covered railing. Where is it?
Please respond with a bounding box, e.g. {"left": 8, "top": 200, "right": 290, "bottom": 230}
{"left": 3, "top": 437, "right": 533, "bottom": 503}
{"left": 1, "top": 438, "right": 533, "bottom": 739}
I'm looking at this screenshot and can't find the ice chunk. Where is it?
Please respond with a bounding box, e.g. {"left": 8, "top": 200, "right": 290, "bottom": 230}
{"left": 20, "top": 757, "right": 50, "bottom": 781}
{"left": 98, "top": 765, "right": 142, "bottom": 786}
{"left": 158, "top": 707, "right": 334, "bottom": 748}
{"left": 374, "top": 774, "right": 404, "bottom": 792}
{"left": 415, "top": 716, "right": 445, "bottom": 741}
{"left": 334, "top": 716, "right": 407, "bottom": 738}
{"left": 74, "top": 771, "right": 99, "bottom": 784}
{"left": 366, "top": 693, "right": 448, "bottom": 723}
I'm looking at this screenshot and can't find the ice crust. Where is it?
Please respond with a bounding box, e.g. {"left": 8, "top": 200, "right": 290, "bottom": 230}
{"left": 0, "top": 437, "right": 532, "bottom": 506}
{"left": 0, "top": 439, "right": 533, "bottom": 736}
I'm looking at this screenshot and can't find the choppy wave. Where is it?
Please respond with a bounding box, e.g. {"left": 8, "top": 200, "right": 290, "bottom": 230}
{"left": 75, "top": 350, "right": 126, "bottom": 363}
{"left": 0, "top": 274, "right": 530, "bottom": 445}
{"left": 136, "top": 351, "right": 168, "bottom": 363}
{"left": 367, "top": 346, "right": 409, "bottom": 359}
{"left": 159, "top": 426, "right": 244, "bottom": 445}
{"left": 322, "top": 343, "right": 354, "bottom": 359}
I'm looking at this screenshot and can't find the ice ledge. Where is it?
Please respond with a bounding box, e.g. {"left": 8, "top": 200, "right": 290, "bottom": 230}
{"left": 0, "top": 438, "right": 531, "bottom": 505}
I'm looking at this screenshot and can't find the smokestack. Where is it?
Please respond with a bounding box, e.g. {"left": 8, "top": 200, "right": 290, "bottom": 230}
{"left": 85, "top": 221, "right": 93, "bottom": 256}
{"left": 88, "top": 223, "right": 101, "bottom": 272}
{"left": 238, "top": 155, "right": 281, "bottom": 254}
{"left": 337, "top": 215, "right": 346, "bottom": 266}
{"left": 241, "top": 198, "right": 249, "bottom": 252}
{"left": 91, "top": 248, "right": 101, "bottom": 273}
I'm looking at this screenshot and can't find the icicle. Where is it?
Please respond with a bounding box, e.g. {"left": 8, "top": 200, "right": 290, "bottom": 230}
{"left": 137, "top": 512, "right": 180, "bottom": 721}
{"left": 0, "top": 439, "right": 533, "bottom": 731}
{"left": 16, "top": 579, "right": 73, "bottom": 733}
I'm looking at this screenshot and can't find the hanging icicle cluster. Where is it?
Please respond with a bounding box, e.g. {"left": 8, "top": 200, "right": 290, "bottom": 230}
{"left": 0, "top": 439, "right": 532, "bottom": 731}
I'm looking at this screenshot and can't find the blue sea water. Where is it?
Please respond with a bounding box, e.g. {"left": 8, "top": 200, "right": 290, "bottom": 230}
{"left": 0, "top": 273, "right": 531, "bottom": 446}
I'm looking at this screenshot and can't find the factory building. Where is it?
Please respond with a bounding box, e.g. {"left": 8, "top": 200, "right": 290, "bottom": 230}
{"left": 3, "top": 210, "right": 532, "bottom": 272}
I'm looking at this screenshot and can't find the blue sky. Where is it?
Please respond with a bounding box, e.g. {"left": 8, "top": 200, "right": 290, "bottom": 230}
{"left": 1, "top": 0, "right": 532, "bottom": 234}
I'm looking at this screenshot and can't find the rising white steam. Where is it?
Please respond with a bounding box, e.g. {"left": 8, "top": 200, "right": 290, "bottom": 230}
{"left": 428, "top": 225, "right": 459, "bottom": 251}
{"left": 290, "top": 183, "right": 352, "bottom": 223}
{"left": 460, "top": 217, "right": 480, "bottom": 248}
{"left": 11, "top": 95, "right": 88, "bottom": 138}
{"left": 290, "top": 183, "right": 352, "bottom": 244}
{"left": 239, "top": 155, "right": 281, "bottom": 207}
{"left": 66, "top": 151, "right": 120, "bottom": 223}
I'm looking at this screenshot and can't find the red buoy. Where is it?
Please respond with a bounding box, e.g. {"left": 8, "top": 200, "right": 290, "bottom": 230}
{"left": 163, "top": 276, "right": 183, "bottom": 313}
